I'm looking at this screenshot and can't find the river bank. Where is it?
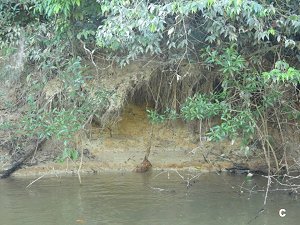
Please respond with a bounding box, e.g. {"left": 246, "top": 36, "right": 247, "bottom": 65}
{"left": 1, "top": 103, "right": 270, "bottom": 178}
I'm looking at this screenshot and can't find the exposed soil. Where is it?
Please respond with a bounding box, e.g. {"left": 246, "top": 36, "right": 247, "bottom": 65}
{"left": 1, "top": 103, "right": 268, "bottom": 177}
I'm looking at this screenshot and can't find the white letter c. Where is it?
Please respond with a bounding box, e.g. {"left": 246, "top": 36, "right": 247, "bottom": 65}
{"left": 279, "top": 209, "right": 286, "bottom": 217}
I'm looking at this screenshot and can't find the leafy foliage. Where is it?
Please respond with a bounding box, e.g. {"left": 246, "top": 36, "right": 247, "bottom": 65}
{"left": 34, "top": 0, "right": 81, "bottom": 17}
{"left": 56, "top": 147, "right": 79, "bottom": 162}
{"left": 0, "top": 0, "right": 109, "bottom": 160}
{"left": 263, "top": 61, "right": 300, "bottom": 84}
{"left": 147, "top": 108, "right": 178, "bottom": 124}
{"left": 18, "top": 57, "right": 110, "bottom": 161}
{"left": 0, "top": 2, "right": 91, "bottom": 163}
{"left": 149, "top": 44, "right": 299, "bottom": 148}
{"left": 181, "top": 94, "right": 223, "bottom": 120}
{"left": 94, "top": 0, "right": 275, "bottom": 64}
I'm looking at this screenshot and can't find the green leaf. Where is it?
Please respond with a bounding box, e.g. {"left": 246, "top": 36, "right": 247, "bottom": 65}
{"left": 150, "top": 23, "right": 157, "bottom": 32}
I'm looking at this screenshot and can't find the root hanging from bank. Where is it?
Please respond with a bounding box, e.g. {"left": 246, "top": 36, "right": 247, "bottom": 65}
{"left": 93, "top": 62, "right": 211, "bottom": 172}
{"left": 135, "top": 124, "right": 154, "bottom": 173}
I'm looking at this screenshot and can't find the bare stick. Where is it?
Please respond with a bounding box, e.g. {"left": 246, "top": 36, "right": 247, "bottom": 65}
{"left": 149, "top": 186, "right": 166, "bottom": 192}
{"left": 264, "top": 175, "right": 271, "bottom": 205}
{"left": 77, "top": 147, "right": 84, "bottom": 184}
{"left": 175, "top": 169, "right": 201, "bottom": 188}
{"left": 80, "top": 40, "right": 99, "bottom": 76}
{"left": 153, "top": 170, "right": 168, "bottom": 179}
{"left": 26, "top": 174, "right": 46, "bottom": 189}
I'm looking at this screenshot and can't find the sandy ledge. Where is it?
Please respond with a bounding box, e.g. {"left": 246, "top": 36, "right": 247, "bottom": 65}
{"left": 10, "top": 160, "right": 256, "bottom": 178}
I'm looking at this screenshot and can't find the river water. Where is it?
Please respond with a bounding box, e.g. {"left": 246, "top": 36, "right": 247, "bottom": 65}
{"left": 0, "top": 171, "right": 299, "bottom": 225}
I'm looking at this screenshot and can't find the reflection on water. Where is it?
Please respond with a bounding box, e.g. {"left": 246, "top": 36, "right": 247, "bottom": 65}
{"left": 0, "top": 171, "right": 299, "bottom": 225}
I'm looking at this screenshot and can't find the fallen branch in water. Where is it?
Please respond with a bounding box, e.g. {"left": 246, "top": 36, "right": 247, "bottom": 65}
{"left": 174, "top": 169, "right": 202, "bottom": 189}
{"left": 153, "top": 169, "right": 202, "bottom": 189}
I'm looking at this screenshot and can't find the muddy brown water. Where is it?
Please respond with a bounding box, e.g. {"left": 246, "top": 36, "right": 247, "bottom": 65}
{"left": 0, "top": 172, "right": 299, "bottom": 225}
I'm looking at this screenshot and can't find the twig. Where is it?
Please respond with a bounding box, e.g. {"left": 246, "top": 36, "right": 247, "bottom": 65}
{"left": 149, "top": 186, "right": 166, "bottom": 192}
{"left": 264, "top": 175, "right": 271, "bottom": 205}
{"left": 77, "top": 147, "right": 84, "bottom": 184}
{"left": 26, "top": 174, "right": 46, "bottom": 189}
{"left": 80, "top": 40, "right": 99, "bottom": 76}
{"left": 153, "top": 170, "right": 168, "bottom": 179}
{"left": 175, "top": 169, "right": 201, "bottom": 188}
{"left": 275, "top": 109, "right": 289, "bottom": 174}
